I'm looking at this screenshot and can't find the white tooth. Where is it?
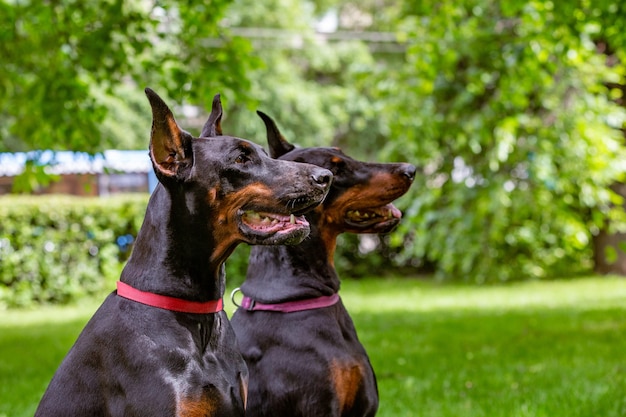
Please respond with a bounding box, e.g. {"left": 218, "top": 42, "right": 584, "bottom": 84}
{"left": 247, "top": 211, "right": 260, "bottom": 220}
{"left": 355, "top": 210, "right": 360, "bottom": 217}
{"left": 261, "top": 217, "right": 271, "bottom": 224}
{"left": 271, "top": 219, "right": 278, "bottom": 225}
{"left": 363, "top": 213, "right": 369, "bottom": 218}
{"left": 290, "top": 214, "right": 296, "bottom": 224}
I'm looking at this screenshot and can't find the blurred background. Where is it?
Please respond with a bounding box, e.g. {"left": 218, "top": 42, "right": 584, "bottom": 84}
{"left": 4, "top": 3, "right": 626, "bottom": 416}
{"left": 3, "top": 0, "right": 626, "bottom": 307}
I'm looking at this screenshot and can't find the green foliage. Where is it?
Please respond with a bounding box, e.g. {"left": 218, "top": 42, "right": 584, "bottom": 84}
{"left": 0, "top": 0, "right": 152, "bottom": 153}
{"left": 10, "top": 161, "right": 60, "bottom": 194}
{"left": 4, "top": 0, "right": 626, "bottom": 282}
{"left": 95, "top": 84, "right": 151, "bottom": 150}
{"left": 225, "top": 244, "right": 252, "bottom": 288}
{"left": 0, "top": 0, "right": 257, "bottom": 152}
{"left": 218, "top": 0, "right": 626, "bottom": 281}
{"left": 0, "top": 195, "right": 149, "bottom": 307}
{"left": 153, "top": 1, "right": 261, "bottom": 109}
{"left": 334, "top": 234, "right": 416, "bottom": 278}
{"left": 380, "top": 0, "right": 626, "bottom": 281}
{"left": 218, "top": 0, "right": 388, "bottom": 161}
{"left": 0, "top": 195, "right": 395, "bottom": 307}
{"left": 0, "top": 195, "right": 261, "bottom": 307}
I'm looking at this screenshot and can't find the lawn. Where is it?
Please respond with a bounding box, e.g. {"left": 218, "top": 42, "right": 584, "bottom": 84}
{"left": 1, "top": 276, "right": 625, "bottom": 417}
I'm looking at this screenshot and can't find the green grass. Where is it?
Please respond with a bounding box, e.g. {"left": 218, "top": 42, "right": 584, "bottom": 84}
{"left": 2, "top": 276, "right": 626, "bottom": 417}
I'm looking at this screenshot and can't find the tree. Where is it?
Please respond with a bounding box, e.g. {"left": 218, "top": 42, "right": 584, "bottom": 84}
{"left": 378, "top": 1, "right": 626, "bottom": 281}
{"left": 0, "top": 0, "right": 257, "bottom": 154}
{"left": 215, "top": 0, "right": 387, "bottom": 162}
{"left": 5, "top": 0, "right": 626, "bottom": 281}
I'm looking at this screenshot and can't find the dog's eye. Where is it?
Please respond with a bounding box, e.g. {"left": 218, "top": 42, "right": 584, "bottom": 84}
{"left": 331, "top": 156, "right": 345, "bottom": 168}
{"left": 235, "top": 154, "right": 250, "bottom": 164}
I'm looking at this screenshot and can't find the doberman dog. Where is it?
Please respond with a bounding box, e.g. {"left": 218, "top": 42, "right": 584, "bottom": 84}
{"left": 230, "top": 112, "right": 415, "bottom": 417}
{"left": 34, "top": 90, "right": 332, "bottom": 417}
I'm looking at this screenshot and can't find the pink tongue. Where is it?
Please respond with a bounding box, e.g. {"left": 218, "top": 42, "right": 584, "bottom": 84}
{"left": 387, "top": 203, "right": 402, "bottom": 218}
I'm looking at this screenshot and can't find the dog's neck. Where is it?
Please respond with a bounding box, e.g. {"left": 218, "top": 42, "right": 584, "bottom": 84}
{"left": 120, "top": 185, "right": 228, "bottom": 302}
{"left": 241, "top": 218, "right": 341, "bottom": 303}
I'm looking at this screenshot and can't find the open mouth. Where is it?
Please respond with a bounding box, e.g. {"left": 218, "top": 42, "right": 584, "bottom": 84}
{"left": 239, "top": 209, "right": 310, "bottom": 245}
{"left": 344, "top": 203, "right": 402, "bottom": 232}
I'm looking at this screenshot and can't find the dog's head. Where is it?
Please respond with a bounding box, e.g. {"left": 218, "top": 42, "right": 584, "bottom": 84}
{"left": 257, "top": 111, "right": 415, "bottom": 236}
{"left": 145, "top": 89, "right": 332, "bottom": 262}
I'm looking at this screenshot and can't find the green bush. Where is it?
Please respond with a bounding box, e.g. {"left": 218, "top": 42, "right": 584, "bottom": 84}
{"left": 0, "top": 195, "right": 149, "bottom": 307}
{"left": 380, "top": 1, "right": 626, "bottom": 282}
{"left": 0, "top": 195, "right": 409, "bottom": 308}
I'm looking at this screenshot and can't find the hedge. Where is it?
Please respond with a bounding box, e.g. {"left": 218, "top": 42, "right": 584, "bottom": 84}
{"left": 0, "top": 195, "right": 145, "bottom": 307}
{"left": 0, "top": 195, "right": 403, "bottom": 308}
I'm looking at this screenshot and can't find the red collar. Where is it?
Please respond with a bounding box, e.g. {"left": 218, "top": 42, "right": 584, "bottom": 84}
{"left": 116, "top": 281, "right": 223, "bottom": 314}
{"left": 233, "top": 288, "right": 340, "bottom": 313}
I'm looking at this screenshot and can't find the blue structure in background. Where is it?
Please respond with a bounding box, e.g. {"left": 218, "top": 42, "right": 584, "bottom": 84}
{"left": 0, "top": 150, "right": 158, "bottom": 195}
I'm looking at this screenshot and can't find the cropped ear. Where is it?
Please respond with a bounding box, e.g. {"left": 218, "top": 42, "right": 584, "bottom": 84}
{"left": 200, "top": 94, "right": 223, "bottom": 137}
{"left": 256, "top": 111, "right": 295, "bottom": 158}
{"left": 145, "top": 88, "right": 192, "bottom": 178}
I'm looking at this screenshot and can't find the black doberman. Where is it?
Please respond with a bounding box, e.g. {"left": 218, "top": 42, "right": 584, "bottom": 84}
{"left": 35, "top": 90, "right": 332, "bottom": 417}
{"left": 231, "top": 112, "right": 415, "bottom": 417}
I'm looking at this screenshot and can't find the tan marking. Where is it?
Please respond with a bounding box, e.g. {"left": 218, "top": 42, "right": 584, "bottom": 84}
{"left": 214, "top": 118, "right": 222, "bottom": 136}
{"left": 317, "top": 174, "right": 404, "bottom": 261}
{"left": 239, "top": 373, "right": 248, "bottom": 410}
{"left": 177, "top": 391, "right": 217, "bottom": 417}
{"left": 206, "top": 188, "right": 218, "bottom": 205}
{"left": 321, "top": 170, "right": 411, "bottom": 230}
{"left": 209, "top": 182, "right": 277, "bottom": 264}
{"left": 316, "top": 204, "right": 339, "bottom": 265}
{"left": 344, "top": 171, "right": 410, "bottom": 210}
{"left": 150, "top": 114, "right": 187, "bottom": 176}
{"left": 331, "top": 156, "right": 343, "bottom": 164}
{"left": 168, "top": 117, "right": 183, "bottom": 148}
{"left": 329, "top": 359, "right": 364, "bottom": 413}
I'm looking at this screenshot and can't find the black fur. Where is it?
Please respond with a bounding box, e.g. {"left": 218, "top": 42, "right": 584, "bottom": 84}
{"left": 35, "top": 91, "right": 332, "bottom": 417}
{"left": 231, "top": 111, "right": 415, "bottom": 417}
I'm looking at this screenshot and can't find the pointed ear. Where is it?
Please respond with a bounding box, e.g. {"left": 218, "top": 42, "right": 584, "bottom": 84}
{"left": 145, "top": 88, "right": 192, "bottom": 178}
{"left": 256, "top": 111, "right": 295, "bottom": 158}
{"left": 200, "top": 94, "right": 223, "bottom": 137}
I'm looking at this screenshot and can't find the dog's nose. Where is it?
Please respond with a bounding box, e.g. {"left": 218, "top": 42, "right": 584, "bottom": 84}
{"left": 402, "top": 164, "right": 417, "bottom": 181}
{"left": 312, "top": 168, "right": 333, "bottom": 188}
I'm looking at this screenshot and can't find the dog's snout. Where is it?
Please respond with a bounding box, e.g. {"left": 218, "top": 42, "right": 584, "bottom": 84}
{"left": 312, "top": 168, "right": 333, "bottom": 188}
{"left": 402, "top": 164, "right": 417, "bottom": 181}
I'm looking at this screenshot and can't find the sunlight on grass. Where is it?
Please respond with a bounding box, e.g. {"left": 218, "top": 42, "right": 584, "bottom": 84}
{"left": 341, "top": 276, "right": 626, "bottom": 417}
{"left": 2, "top": 276, "right": 626, "bottom": 417}
{"left": 1, "top": 297, "right": 103, "bottom": 326}
{"left": 340, "top": 275, "right": 626, "bottom": 313}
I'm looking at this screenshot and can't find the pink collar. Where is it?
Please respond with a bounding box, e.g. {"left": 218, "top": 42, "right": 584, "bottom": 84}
{"left": 234, "top": 288, "right": 340, "bottom": 313}
{"left": 116, "top": 281, "right": 223, "bottom": 314}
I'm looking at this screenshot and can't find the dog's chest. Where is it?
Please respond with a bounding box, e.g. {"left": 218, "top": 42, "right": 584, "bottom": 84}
{"left": 159, "top": 333, "right": 247, "bottom": 416}
{"left": 126, "top": 311, "right": 246, "bottom": 416}
{"left": 190, "top": 320, "right": 212, "bottom": 353}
